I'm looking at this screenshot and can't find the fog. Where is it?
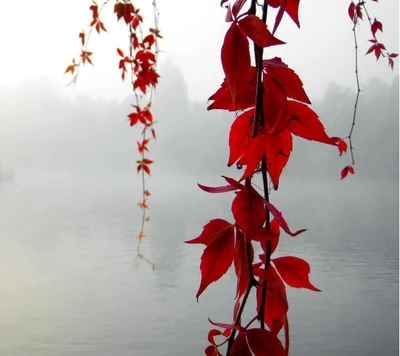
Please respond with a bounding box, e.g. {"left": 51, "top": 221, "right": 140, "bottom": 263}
{"left": 0, "top": 62, "right": 398, "bottom": 181}
{"left": 0, "top": 62, "right": 398, "bottom": 356}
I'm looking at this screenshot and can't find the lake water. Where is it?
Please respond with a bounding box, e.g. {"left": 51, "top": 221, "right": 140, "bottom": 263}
{"left": 0, "top": 172, "right": 398, "bottom": 356}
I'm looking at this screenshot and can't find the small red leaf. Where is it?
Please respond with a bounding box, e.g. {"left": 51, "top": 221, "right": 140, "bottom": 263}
{"left": 341, "top": 165, "right": 354, "bottom": 179}
{"left": 198, "top": 183, "right": 237, "bottom": 194}
{"left": 371, "top": 18, "right": 383, "bottom": 35}
{"left": 348, "top": 2, "right": 356, "bottom": 21}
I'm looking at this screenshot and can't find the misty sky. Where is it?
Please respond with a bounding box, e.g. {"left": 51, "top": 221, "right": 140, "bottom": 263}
{"left": 0, "top": 0, "right": 398, "bottom": 103}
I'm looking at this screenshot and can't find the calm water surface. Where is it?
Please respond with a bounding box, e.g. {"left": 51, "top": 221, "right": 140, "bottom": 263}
{"left": 0, "top": 172, "right": 398, "bottom": 356}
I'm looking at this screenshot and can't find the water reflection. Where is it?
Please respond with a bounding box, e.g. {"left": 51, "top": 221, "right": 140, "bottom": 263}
{"left": 0, "top": 173, "right": 398, "bottom": 356}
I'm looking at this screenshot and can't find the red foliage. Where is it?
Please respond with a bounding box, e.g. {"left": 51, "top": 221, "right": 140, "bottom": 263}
{"left": 66, "top": 0, "right": 397, "bottom": 354}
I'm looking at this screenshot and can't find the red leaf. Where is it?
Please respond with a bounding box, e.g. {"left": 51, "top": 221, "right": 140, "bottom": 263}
{"left": 264, "top": 58, "right": 310, "bottom": 104}
{"left": 65, "top": 64, "right": 75, "bottom": 75}
{"left": 255, "top": 266, "right": 288, "bottom": 332}
{"left": 237, "top": 134, "right": 267, "bottom": 181}
{"left": 331, "top": 137, "right": 348, "bottom": 156}
{"left": 205, "top": 345, "right": 222, "bottom": 356}
{"left": 208, "top": 329, "right": 222, "bottom": 345}
{"left": 228, "top": 107, "right": 254, "bottom": 166}
{"left": 198, "top": 183, "right": 237, "bottom": 194}
{"left": 79, "top": 32, "right": 85, "bottom": 46}
{"left": 185, "top": 219, "right": 234, "bottom": 246}
{"left": 117, "top": 48, "right": 124, "bottom": 57}
{"left": 230, "top": 331, "right": 252, "bottom": 356}
{"left": 234, "top": 229, "right": 253, "bottom": 298}
{"left": 371, "top": 18, "right": 383, "bottom": 35}
{"left": 348, "top": 2, "right": 356, "bottom": 21}
{"left": 341, "top": 165, "right": 355, "bottom": 179}
{"left": 283, "top": 0, "right": 300, "bottom": 28}
{"left": 89, "top": 4, "right": 99, "bottom": 19}
{"left": 263, "top": 74, "right": 289, "bottom": 136}
{"left": 287, "top": 101, "right": 334, "bottom": 145}
{"left": 232, "top": 0, "right": 247, "bottom": 18}
{"left": 273, "top": 256, "right": 321, "bottom": 291}
{"left": 263, "top": 199, "right": 306, "bottom": 237}
{"left": 246, "top": 328, "right": 287, "bottom": 356}
{"left": 196, "top": 225, "right": 235, "bottom": 299}
{"left": 232, "top": 186, "right": 265, "bottom": 241}
{"left": 207, "top": 69, "right": 257, "bottom": 111}
{"left": 238, "top": 15, "right": 285, "bottom": 48}
{"left": 114, "top": 2, "right": 124, "bottom": 21}
{"left": 253, "top": 219, "right": 280, "bottom": 254}
{"left": 123, "top": 3, "right": 135, "bottom": 24}
{"left": 270, "top": 0, "right": 300, "bottom": 33}
{"left": 208, "top": 318, "right": 242, "bottom": 331}
{"left": 265, "top": 129, "right": 293, "bottom": 190}
{"left": 80, "top": 51, "right": 93, "bottom": 65}
{"left": 221, "top": 23, "right": 251, "bottom": 109}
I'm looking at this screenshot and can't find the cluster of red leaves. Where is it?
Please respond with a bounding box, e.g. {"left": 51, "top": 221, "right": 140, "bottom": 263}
{"left": 113, "top": 1, "right": 161, "bottom": 234}
{"left": 65, "top": 1, "right": 161, "bottom": 241}
{"left": 348, "top": 1, "right": 398, "bottom": 68}
{"left": 186, "top": 1, "right": 333, "bottom": 354}
{"left": 188, "top": 1, "right": 396, "bottom": 353}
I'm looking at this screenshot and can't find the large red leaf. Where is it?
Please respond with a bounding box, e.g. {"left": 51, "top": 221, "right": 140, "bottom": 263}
{"left": 287, "top": 100, "right": 335, "bottom": 145}
{"left": 221, "top": 23, "right": 251, "bottom": 109}
{"left": 238, "top": 15, "right": 285, "bottom": 48}
{"left": 228, "top": 108, "right": 254, "bottom": 166}
{"left": 265, "top": 58, "right": 310, "bottom": 104}
{"left": 232, "top": 186, "right": 265, "bottom": 241}
{"left": 273, "top": 256, "right": 321, "bottom": 291}
{"left": 196, "top": 225, "right": 235, "bottom": 299}
{"left": 246, "top": 328, "right": 287, "bottom": 356}
{"left": 185, "top": 219, "right": 234, "bottom": 246}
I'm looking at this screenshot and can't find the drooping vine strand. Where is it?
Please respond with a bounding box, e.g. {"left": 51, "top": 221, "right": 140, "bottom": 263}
{"left": 342, "top": 0, "right": 398, "bottom": 179}
{"left": 65, "top": 1, "right": 161, "bottom": 267}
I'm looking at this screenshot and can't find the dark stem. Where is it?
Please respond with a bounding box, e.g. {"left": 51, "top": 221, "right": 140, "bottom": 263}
{"left": 226, "top": 241, "right": 257, "bottom": 355}
{"left": 348, "top": 9, "right": 361, "bottom": 167}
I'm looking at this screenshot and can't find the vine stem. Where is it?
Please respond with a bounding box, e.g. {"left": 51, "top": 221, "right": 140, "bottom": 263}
{"left": 131, "top": 0, "right": 160, "bottom": 269}
{"left": 67, "top": 0, "right": 111, "bottom": 86}
{"left": 348, "top": 2, "right": 362, "bottom": 167}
